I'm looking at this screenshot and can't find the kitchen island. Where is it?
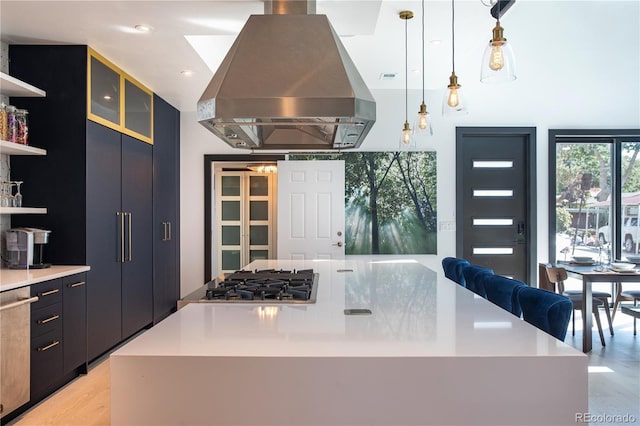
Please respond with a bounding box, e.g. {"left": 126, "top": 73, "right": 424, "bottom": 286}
{"left": 111, "top": 259, "right": 587, "bottom": 426}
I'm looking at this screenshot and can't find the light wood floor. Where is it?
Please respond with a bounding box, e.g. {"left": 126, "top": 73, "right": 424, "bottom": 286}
{"left": 6, "top": 309, "right": 640, "bottom": 426}
{"left": 8, "top": 356, "right": 110, "bottom": 426}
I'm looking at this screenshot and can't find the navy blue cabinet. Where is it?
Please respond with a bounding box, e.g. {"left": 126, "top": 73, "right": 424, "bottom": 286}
{"left": 87, "top": 121, "right": 153, "bottom": 359}
{"left": 152, "top": 95, "right": 180, "bottom": 323}
{"left": 28, "top": 273, "right": 88, "bottom": 402}
{"left": 10, "top": 45, "right": 160, "bottom": 363}
{"left": 62, "top": 273, "right": 87, "bottom": 374}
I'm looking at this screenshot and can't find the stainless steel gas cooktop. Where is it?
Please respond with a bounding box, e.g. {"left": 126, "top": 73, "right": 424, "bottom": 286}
{"left": 179, "top": 269, "right": 319, "bottom": 306}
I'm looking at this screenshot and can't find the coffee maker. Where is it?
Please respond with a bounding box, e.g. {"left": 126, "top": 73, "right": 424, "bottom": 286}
{"left": 3, "top": 228, "right": 51, "bottom": 269}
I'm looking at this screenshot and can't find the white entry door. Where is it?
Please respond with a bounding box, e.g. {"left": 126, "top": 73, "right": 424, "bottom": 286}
{"left": 277, "top": 160, "right": 345, "bottom": 260}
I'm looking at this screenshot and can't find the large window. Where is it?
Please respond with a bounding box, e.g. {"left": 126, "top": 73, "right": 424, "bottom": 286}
{"left": 550, "top": 130, "right": 640, "bottom": 263}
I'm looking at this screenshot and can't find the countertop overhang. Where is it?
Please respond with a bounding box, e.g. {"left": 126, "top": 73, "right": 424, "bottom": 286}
{"left": 0, "top": 265, "right": 91, "bottom": 292}
{"left": 115, "top": 259, "right": 584, "bottom": 358}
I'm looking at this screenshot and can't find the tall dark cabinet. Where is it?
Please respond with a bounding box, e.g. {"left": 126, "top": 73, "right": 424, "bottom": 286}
{"left": 10, "top": 45, "right": 179, "bottom": 362}
{"left": 86, "top": 122, "right": 153, "bottom": 358}
{"left": 153, "top": 96, "right": 180, "bottom": 323}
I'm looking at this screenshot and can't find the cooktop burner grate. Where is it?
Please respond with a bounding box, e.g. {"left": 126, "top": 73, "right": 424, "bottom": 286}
{"left": 203, "top": 269, "right": 318, "bottom": 303}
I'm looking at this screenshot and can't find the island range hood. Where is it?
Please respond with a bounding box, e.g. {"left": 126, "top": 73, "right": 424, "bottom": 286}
{"left": 197, "top": 0, "right": 376, "bottom": 150}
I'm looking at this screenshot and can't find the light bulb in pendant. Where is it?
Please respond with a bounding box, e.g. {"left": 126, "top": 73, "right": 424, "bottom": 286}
{"left": 447, "top": 87, "right": 459, "bottom": 108}
{"left": 416, "top": 102, "right": 428, "bottom": 130}
{"left": 489, "top": 43, "right": 505, "bottom": 70}
{"left": 481, "top": 20, "right": 516, "bottom": 83}
{"left": 400, "top": 121, "right": 413, "bottom": 145}
{"left": 415, "top": 102, "right": 433, "bottom": 136}
{"left": 447, "top": 72, "right": 460, "bottom": 107}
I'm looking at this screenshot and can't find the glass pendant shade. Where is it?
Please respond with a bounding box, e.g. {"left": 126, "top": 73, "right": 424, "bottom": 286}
{"left": 442, "top": 72, "right": 468, "bottom": 116}
{"left": 399, "top": 121, "right": 415, "bottom": 148}
{"left": 414, "top": 102, "right": 433, "bottom": 136}
{"left": 480, "top": 20, "right": 516, "bottom": 83}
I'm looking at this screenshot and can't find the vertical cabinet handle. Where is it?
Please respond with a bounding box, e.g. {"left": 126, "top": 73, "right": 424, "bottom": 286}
{"left": 127, "top": 212, "right": 132, "bottom": 262}
{"left": 117, "top": 212, "right": 125, "bottom": 263}
{"left": 161, "top": 221, "right": 172, "bottom": 242}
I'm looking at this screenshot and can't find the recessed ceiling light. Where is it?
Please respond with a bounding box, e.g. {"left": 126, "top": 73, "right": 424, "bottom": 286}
{"left": 134, "top": 24, "right": 153, "bottom": 33}
{"left": 181, "top": 70, "right": 194, "bottom": 77}
{"left": 103, "top": 95, "right": 112, "bottom": 100}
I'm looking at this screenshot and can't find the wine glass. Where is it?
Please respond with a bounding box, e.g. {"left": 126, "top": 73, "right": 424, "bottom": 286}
{"left": 0, "top": 181, "right": 11, "bottom": 207}
{"left": 13, "top": 181, "right": 23, "bottom": 207}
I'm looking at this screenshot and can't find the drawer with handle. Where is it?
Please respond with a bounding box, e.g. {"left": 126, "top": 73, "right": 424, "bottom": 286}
{"left": 30, "top": 329, "right": 63, "bottom": 400}
{"left": 31, "top": 303, "right": 62, "bottom": 338}
{"left": 30, "top": 279, "right": 62, "bottom": 309}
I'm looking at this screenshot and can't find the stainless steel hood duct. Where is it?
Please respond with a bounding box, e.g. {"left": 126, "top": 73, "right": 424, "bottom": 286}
{"left": 197, "top": 0, "right": 376, "bottom": 150}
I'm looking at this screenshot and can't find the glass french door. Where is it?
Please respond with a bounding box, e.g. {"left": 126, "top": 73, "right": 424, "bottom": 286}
{"left": 216, "top": 171, "right": 276, "bottom": 276}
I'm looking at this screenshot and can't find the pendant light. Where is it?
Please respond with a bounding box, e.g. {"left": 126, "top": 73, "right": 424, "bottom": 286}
{"left": 414, "top": 0, "right": 433, "bottom": 136}
{"left": 442, "top": 0, "right": 467, "bottom": 115}
{"left": 480, "top": 11, "right": 516, "bottom": 83}
{"left": 399, "top": 10, "right": 415, "bottom": 148}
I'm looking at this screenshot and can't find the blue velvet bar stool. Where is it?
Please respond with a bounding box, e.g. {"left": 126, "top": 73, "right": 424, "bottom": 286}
{"left": 482, "top": 275, "right": 526, "bottom": 317}
{"left": 461, "top": 264, "right": 494, "bottom": 298}
{"left": 442, "top": 257, "right": 470, "bottom": 287}
{"left": 543, "top": 265, "right": 610, "bottom": 346}
{"left": 517, "top": 286, "right": 573, "bottom": 341}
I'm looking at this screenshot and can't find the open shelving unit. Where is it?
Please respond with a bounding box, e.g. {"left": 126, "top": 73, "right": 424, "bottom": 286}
{"left": 1, "top": 72, "right": 48, "bottom": 215}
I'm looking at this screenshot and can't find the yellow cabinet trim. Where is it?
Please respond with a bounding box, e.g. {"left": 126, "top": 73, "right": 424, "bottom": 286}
{"left": 87, "top": 47, "right": 153, "bottom": 145}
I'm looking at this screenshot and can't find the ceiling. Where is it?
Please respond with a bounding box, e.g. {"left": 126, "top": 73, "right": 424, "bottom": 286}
{"left": 1, "top": 0, "right": 535, "bottom": 112}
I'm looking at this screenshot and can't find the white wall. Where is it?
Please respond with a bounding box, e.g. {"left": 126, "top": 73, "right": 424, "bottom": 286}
{"left": 180, "top": 1, "right": 640, "bottom": 296}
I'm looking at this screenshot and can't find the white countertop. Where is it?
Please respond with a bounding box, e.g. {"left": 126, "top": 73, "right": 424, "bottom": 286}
{"left": 0, "top": 265, "right": 90, "bottom": 292}
{"left": 115, "top": 259, "right": 584, "bottom": 358}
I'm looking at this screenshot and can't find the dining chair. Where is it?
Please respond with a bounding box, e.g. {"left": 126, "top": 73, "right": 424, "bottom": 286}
{"left": 442, "top": 257, "right": 470, "bottom": 287}
{"left": 612, "top": 286, "right": 640, "bottom": 334}
{"left": 517, "top": 286, "right": 573, "bottom": 341}
{"left": 461, "top": 264, "right": 494, "bottom": 298}
{"left": 482, "top": 275, "right": 526, "bottom": 317}
{"left": 542, "top": 264, "right": 612, "bottom": 346}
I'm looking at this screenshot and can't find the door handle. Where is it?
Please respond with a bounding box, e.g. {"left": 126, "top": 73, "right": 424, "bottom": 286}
{"left": 118, "top": 212, "right": 125, "bottom": 262}
{"left": 515, "top": 221, "right": 526, "bottom": 244}
{"left": 333, "top": 241, "right": 343, "bottom": 247}
{"left": 162, "top": 221, "right": 172, "bottom": 241}
{"left": 126, "top": 212, "right": 132, "bottom": 262}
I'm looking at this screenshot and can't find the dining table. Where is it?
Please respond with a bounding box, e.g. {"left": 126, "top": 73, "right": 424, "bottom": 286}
{"left": 557, "top": 260, "right": 640, "bottom": 352}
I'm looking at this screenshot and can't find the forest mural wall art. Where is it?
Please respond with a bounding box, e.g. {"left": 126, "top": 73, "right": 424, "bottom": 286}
{"left": 291, "top": 151, "right": 437, "bottom": 255}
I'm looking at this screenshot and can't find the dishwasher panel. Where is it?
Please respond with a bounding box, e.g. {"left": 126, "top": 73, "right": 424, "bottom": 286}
{"left": 1, "top": 287, "right": 37, "bottom": 418}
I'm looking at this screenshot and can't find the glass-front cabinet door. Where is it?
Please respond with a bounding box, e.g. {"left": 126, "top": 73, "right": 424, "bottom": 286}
{"left": 123, "top": 77, "right": 153, "bottom": 143}
{"left": 88, "top": 52, "right": 121, "bottom": 125}
{"left": 216, "top": 171, "right": 276, "bottom": 276}
{"left": 88, "top": 48, "right": 153, "bottom": 144}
